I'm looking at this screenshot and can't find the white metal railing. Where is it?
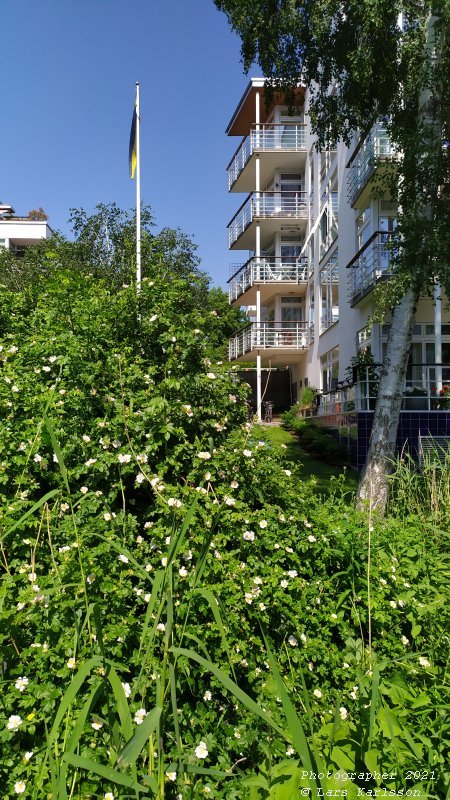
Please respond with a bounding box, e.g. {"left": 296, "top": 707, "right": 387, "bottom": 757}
{"left": 347, "top": 231, "right": 394, "bottom": 302}
{"left": 227, "top": 124, "right": 307, "bottom": 190}
{"left": 347, "top": 124, "right": 398, "bottom": 204}
{"left": 321, "top": 364, "right": 450, "bottom": 413}
{"left": 228, "top": 321, "right": 310, "bottom": 359}
{"left": 228, "top": 191, "right": 308, "bottom": 248}
{"left": 228, "top": 256, "right": 308, "bottom": 302}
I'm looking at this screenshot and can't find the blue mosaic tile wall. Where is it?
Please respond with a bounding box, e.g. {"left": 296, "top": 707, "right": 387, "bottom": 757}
{"left": 357, "top": 412, "right": 450, "bottom": 468}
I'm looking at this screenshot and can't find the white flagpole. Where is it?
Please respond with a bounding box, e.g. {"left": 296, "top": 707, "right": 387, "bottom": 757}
{"left": 135, "top": 81, "right": 141, "bottom": 293}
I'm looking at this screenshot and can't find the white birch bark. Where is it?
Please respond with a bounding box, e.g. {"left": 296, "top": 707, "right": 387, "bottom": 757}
{"left": 356, "top": 288, "right": 419, "bottom": 512}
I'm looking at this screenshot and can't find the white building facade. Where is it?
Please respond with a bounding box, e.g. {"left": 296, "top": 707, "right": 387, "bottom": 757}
{"left": 0, "top": 204, "right": 52, "bottom": 254}
{"left": 225, "top": 79, "right": 450, "bottom": 455}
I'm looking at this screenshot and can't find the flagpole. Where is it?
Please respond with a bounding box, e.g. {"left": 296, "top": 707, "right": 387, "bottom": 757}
{"left": 135, "top": 81, "right": 141, "bottom": 293}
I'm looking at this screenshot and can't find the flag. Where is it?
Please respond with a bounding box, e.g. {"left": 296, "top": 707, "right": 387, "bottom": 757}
{"left": 129, "top": 100, "right": 137, "bottom": 179}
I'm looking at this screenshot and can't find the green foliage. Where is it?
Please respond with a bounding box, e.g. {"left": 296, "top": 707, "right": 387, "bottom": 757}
{"left": 281, "top": 414, "right": 349, "bottom": 466}
{"left": 0, "top": 214, "right": 448, "bottom": 797}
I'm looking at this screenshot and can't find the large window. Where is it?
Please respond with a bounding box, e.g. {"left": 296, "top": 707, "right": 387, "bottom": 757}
{"left": 321, "top": 347, "right": 340, "bottom": 392}
{"left": 320, "top": 253, "right": 339, "bottom": 332}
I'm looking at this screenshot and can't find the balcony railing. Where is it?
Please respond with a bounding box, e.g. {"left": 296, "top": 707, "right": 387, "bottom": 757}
{"left": 229, "top": 321, "right": 310, "bottom": 359}
{"left": 318, "top": 364, "right": 450, "bottom": 414}
{"left": 228, "top": 256, "right": 308, "bottom": 302}
{"left": 228, "top": 191, "right": 308, "bottom": 248}
{"left": 347, "top": 124, "right": 397, "bottom": 205}
{"left": 227, "top": 124, "right": 307, "bottom": 190}
{"left": 347, "top": 231, "right": 395, "bottom": 303}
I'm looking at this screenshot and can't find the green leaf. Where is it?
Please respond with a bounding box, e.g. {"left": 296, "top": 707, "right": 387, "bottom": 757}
{"left": 171, "top": 646, "right": 285, "bottom": 738}
{"left": 117, "top": 706, "right": 162, "bottom": 767}
{"left": 2, "top": 489, "right": 59, "bottom": 540}
{"left": 62, "top": 753, "right": 146, "bottom": 790}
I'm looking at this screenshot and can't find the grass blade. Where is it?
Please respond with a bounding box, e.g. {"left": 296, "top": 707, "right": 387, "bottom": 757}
{"left": 171, "top": 646, "right": 286, "bottom": 738}
{"left": 2, "top": 489, "right": 59, "bottom": 539}
{"left": 62, "top": 753, "right": 146, "bottom": 790}
{"left": 117, "top": 706, "right": 162, "bottom": 767}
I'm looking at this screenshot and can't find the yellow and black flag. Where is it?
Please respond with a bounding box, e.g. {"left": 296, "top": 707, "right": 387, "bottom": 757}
{"left": 129, "top": 99, "right": 137, "bottom": 179}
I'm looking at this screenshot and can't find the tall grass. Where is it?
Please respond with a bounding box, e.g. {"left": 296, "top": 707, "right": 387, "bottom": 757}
{"left": 388, "top": 447, "right": 450, "bottom": 527}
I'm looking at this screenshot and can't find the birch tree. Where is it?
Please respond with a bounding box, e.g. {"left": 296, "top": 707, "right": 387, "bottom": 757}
{"left": 215, "top": 0, "right": 450, "bottom": 512}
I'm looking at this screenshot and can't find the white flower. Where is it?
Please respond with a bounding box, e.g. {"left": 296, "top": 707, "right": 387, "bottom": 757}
{"left": 134, "top": 708, "right": 147, "bottom": 725}
{"left": 136, "top": 473, "right": 145, "bottom": 484}
{"left": 307, "top": 535, "right": 316, "bottom": 542}
{"left": 182, "top": 404, "right": 193, "bottom": 416}
{"left": 85, "top": 458, "right": 97, "bottom": 467}
{"left": 234, "top": 729, "right": 241, "bottom": 739}
{"left": 259, "top": 519, "right": 267, "bottom": 529}
{"left": 11, "top": 385, "right": 20, "bottom": 393}
{"left": 33, "top": 454, "right": 42, "bottom": 463}
{"left": 92, "top": 719, "right": 103, "bottom": 730}
{"left": 42, "top": 365, "right": 51, "bottom": 372}
{"left": 287, "top": 635, "right": 298, "bottom": 647}
{"left": 118, "top": 554, "right": 129, "bottom": 564}
{"left": 339, "top": 706, "right": 348, "bottom": 720}
{"left": 82, "top": 435, "right": 91, "bottom": 442}
{"left": 300, "top": 633, "right": 307, "bottom": 644}
{"left": 195, "top": 741, "right": 209, "bottom": 759}
{"left": 203, "top": 690, "right": 212, "bottom": 701}
{"left": 15, "top": 676, "right": 29, "bottom": 692}
{"left": 401, "top": 635, "right": 410, "bottom": 646}
{"left": 24, "top": 751, "right": 33, "bottom": 763}
{"left": 161, "top": 557, "right": 168, "bottom": 567}
{"left": 104, "top": 794, "right": 115, "bottom": 800}
{"left": 287, "top": 570, "right": 298, "bottom": 578}
{"left": 244, "top": 592, "right": 253, "bottom": 604}
{"left": 103, "top": 512, "right": 112, "bottom": 522}
{"left": 313, "top": 689, "right": 322, "bottom": 698}
{"left": 7, "top": 715, "right": 22, "bottom": 731}
{"left": 419, "top": 657, "right": 430, "bottom": 668}
{"left": 121, "top": 682, "right": 131, "bottom": 698}
{"left": 206, "top": 372, "right": 216, "bottom": 380}
{"left": 67, "top": 658, "right": 76, "bottom": 669}
{"left": 9, "top": 345, "right": 18, "bottom": 354}
{"left": 179, "top": 566, "right": 188, "bottom": 578}
{"left": 118, "top": 453, "right": 132, "bottom": 464}
{"left": 145, "top": 563, "right": 153, "bottom": 572}
{"left": 149, "top": 314, "right": 158, "bottom": 322}
{"left": 284, "top": 469, "right": 292, "bottom": 476}
{"left": 14, "top": 783, "right": 26, "bottom": 795}
{"left": 80, "top": 486, "right": 88, "bottom": 494}
{"left": 165, "top": 772, "right": 177, "bottom": 782}
{"left": 243, "top": 449, "right": 252, "bottom": 457}
{"left": 223, "top": 496, "right": 235, "bottom": 506}
{"left": 243, "top": 530, "right": 255, "bottom": 541}
{"left": 197, "top": 451, "right": 211, "bottom": 460}
{"left": 168, "top": 497, "right": 182, "bottom": 508}
{"left": 389, "top": 600, "right": 397, "bottom": 608}
{"left": 343, "top": 662, "right": 350, "bottom": 668}
{"left": 286, "top": 746, "right": 295, "bottom": 756}
{"left": 280, "top": 579, "right": 288, "bottom": 588}
{"left": 157, "top": 622, "right": 166, "bottom": 632}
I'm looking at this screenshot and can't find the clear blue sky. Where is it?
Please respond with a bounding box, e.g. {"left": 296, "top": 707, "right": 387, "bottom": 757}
{"left": 2, "top": 0, "right": 251, "bottom": 288}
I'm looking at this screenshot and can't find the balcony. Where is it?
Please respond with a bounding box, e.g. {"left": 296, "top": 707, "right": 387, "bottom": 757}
{"left": 228, "top": 191, "right": 308, "bottom": 250}
{"left": 229, "top": 321, "right": 310, "bottom": 361}
{"left": 347, "top": 124, "right": 398, "bottom": 208}
{"left": 318, "top": 364, "right": 450, "bottom": 415}
{"left": 227, "top": 124, "right": 307, "bottom": 192}
{"left": 347, "top": 231, "right": 394, "bottom": 305}
{"left": 228, "top": 256, "right": 308, "bottom": 305}
{"left": 320, "top": 308, "right": 339, "bottom": 332}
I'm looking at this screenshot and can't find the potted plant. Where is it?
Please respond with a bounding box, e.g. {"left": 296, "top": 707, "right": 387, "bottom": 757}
{"left": 298, "top": 385, "right": 318, "bottom": 416}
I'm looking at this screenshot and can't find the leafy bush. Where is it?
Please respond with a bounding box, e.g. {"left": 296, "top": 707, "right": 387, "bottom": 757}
{"left": 0, "top": 217, "right": 448, "bottom": 799}
{"left": 281, "top": 414, "right": 349, "bottom": 465}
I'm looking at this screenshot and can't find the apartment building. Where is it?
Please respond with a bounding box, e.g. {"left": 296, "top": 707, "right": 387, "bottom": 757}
{"left": 0, "top": 204, "right": 52, "bottom": 254}
{"left": 225, "top": 79, "right": 450, "bottom": 463}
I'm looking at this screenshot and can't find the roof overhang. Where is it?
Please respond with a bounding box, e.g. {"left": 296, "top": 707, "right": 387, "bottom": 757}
{"left": 226, "top": 78, "right": 305, "bottom": 136}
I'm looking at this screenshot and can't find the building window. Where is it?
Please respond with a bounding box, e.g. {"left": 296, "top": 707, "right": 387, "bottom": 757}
{"left": 321, "top": 347, "right": 340, "bottom": 392}
{"left": 320, "top": 253, "right": 339, "bottom": 332}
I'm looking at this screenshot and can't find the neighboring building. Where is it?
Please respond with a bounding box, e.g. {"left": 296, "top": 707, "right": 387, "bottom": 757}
{"left": 0, "top": 204, "right": 52, "bottom": 255}
{"left": 225, "top": 79, "right": 450, "bottom": 462}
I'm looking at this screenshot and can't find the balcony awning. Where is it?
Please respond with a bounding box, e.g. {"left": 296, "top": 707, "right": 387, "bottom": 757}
{"left": 226, "top": 79, "right": 305, "bottom": 136}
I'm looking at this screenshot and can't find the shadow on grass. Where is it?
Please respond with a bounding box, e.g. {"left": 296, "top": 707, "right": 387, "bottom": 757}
{"left": 252, "top": 424, "right": 359, "bottom": 496}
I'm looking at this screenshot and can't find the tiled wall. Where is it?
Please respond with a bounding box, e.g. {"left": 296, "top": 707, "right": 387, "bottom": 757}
{"left": 357, "top": 412, "right": 450, "bottom": 468}
{"left": 314, "top": 411, "right": 450, "bottom": 468}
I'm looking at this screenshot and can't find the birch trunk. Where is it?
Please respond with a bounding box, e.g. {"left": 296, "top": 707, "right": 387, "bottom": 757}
{"left": 356, "top": 288, "right": 419, "bottom": 513}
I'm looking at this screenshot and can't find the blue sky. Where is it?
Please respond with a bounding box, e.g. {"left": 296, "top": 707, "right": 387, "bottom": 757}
{"left": 2, "top": 0, "right": 251, "bottom": 287}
